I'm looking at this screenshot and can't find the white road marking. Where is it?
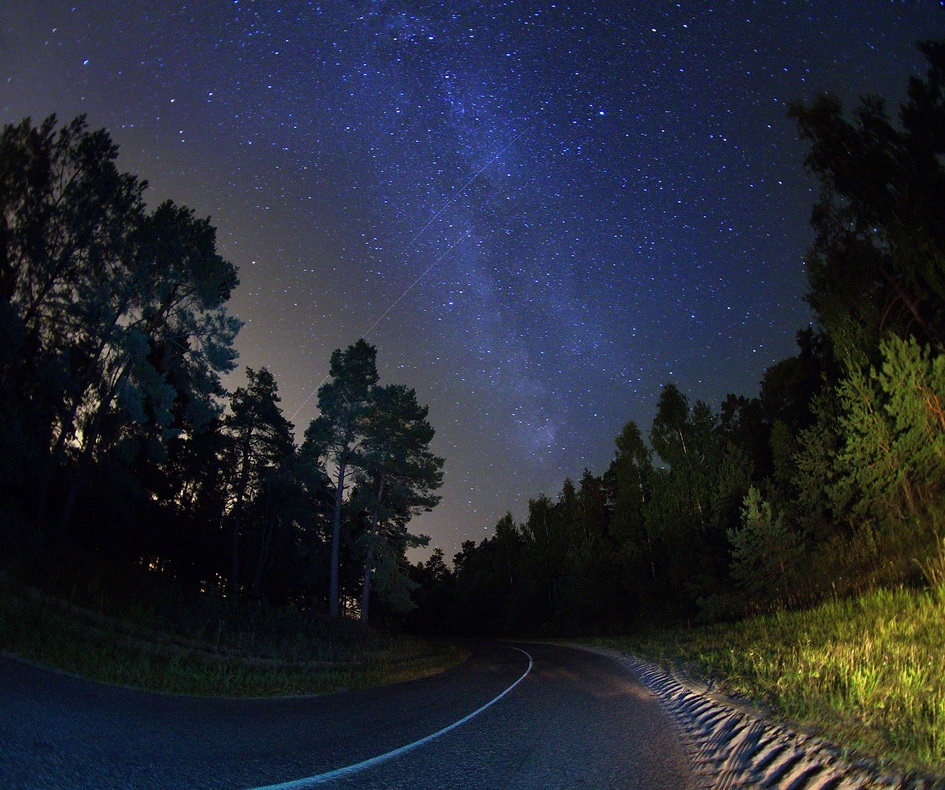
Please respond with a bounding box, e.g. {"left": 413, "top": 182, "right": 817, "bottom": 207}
{"left": 247, "top": 645, "right": 533, "bottom": 789}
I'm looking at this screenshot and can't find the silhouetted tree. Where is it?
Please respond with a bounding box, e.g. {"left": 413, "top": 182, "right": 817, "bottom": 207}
{"left": 223, "top": 368, "right": 294, "bottom": 597}
{"left": 304, "top": 340, "right": 379, "bottom": 617}
{"left": 0, "top": 115, "right": 239, "bottom": 554}
{"left": 789, "top": 39, "right": 945, "bottom": 364}
{"left": 354, "top": 383, "right": 443, "bottom": 621}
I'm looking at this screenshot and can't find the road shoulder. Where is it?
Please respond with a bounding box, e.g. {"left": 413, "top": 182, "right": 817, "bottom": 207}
{"left": 570, "top": 645, "right": 943, "bottom": 790}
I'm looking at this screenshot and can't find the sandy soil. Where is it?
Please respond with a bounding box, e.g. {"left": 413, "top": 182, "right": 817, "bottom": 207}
{"left": 576, "top": 646, "right": 945, "bottom": 790}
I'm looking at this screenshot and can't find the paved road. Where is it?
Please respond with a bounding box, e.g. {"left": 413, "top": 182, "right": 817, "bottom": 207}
{"left": 0, "top": 642, "right": 695, "bottom": 789}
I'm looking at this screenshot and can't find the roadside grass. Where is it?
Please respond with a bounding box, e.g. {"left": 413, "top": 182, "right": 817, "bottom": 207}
{"left": 596, "top": 585, "right": 945, "bottom": 778}
{"left": 0, "top": 573, "right": 464, "bottom": 697}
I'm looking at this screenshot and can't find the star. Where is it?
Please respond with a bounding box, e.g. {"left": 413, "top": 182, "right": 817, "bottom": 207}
{"left": 1, "top": 0, "right": 940, "bottom": 558}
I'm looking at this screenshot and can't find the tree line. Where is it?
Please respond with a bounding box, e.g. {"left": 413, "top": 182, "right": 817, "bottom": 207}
{"left": 407, "top": 38, "right": 945, "bottom": 636}
{"left": 0, "top": 115, "right": 442, "bottom": 621}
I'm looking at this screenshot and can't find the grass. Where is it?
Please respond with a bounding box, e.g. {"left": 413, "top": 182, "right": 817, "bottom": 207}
{"left": 0, "top": 571, "right": 465, "bottom": 697}
{"left": 596, "top": 585, "right": 945, "bottom": 778}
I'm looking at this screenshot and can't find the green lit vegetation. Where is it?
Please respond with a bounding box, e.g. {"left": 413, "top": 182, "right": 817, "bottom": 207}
{"left": 3, "top": 38, "right": 945, "bottom": 788}
{"left": 598, "top": 582, "right": 945, "bottom": 777}
{"left": 406, "top": 40, "right": 945, "bottom": 651}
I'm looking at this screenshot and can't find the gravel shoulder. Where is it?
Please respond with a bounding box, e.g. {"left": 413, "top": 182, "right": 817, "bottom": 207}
{"left": 573, "top": 645, "right": 945, "bottom": 790}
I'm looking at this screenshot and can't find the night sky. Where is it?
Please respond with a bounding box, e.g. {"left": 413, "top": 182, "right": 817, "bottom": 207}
{"left": 2, "top": 2, "right": 943, "bottom": 558}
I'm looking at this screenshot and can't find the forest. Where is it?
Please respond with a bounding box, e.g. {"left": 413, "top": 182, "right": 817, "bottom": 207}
{"left": 407, "top": 38, "right": 945, "bottom": 636}
{"left": 2, "top": 38, "right": 944, "bottom": 637}
{"left": 0, "top": 115, "right": 443, "bottom": 623}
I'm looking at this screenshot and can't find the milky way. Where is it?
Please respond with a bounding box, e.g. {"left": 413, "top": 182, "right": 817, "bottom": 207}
{"left": 2, "top": 2, "right": 942, "bottom": 557}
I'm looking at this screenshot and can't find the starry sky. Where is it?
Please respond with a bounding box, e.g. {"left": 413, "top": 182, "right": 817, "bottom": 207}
{"left": 2, "top": 1, "right": 943, "bottom": 559}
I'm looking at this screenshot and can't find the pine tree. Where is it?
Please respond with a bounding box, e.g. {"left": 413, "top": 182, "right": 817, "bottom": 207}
{"left": 305, "top": 340, "right": 379, "bottom": 617}
{"left": 0, "top": 115, "right": 239, "bottom": 547}
{"left": 728, "top": 486, "right": 801, "bottom": 601}
{"left": 354, "top": 383, "right": 443, "bottom": 621}
{"left": 223, "top": 367, "right": 294, "bottom": 597}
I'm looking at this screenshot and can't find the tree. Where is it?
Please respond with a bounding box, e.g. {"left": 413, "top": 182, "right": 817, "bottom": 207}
{"left": 789, "top": 39, "right": 945, "bottom": 364}
{"left": 305, "top": 340, "right": 379, "bottom": 617}
{"left": 650, "top": 384, "right": 692, "bottom": 469}
{"left": 607, "top": 420, "right": 655, "bottom": 600}
{"left": 354, "top": 383, "right": 443, "bottom": 621}
{"left": 649, "top": 386, "right": 709, "bottom": 544}
{"left": 831, "top": 335, "right": 945, "bottom": 533}
{"left": 0, "top": 114, "right": 145, "bottom": 535}
{"left": 405, "top": 548, "right": 455, "bottom": 635}
{"left": 0, "top": 115, "right": 240, "bottom": 549}
{"left": 727, "top": 486, "right": 801, "bottom": 603}
{"left": 157, "top": 414, "right": 232, "bottom": 591}
{"left": 521, "top": 493, "right": 568, "bottom": 621}
{"left": 759, "top": 327, "right": 835, "bottom": 433}
{"left": 646, "top": 384, "right": 753, "bottom": 612}
{"left": 557, "top": 470, "right": 625, "bottom": 632}
{"left": 222, "top": 368, "right": 295, "bottom": 597}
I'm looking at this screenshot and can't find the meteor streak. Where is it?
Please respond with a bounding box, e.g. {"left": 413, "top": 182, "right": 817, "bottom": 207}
{"left": 289, "top": 232, "right": 470, "bottom": 421}
{"left": 405, "top": 128, "right": 527, "bottom": 249}
{"left": 361, "top": 230, "right": 471, "bottom": 340}
{"left": 290, "top": 130, "right": 526, "bottom": 422}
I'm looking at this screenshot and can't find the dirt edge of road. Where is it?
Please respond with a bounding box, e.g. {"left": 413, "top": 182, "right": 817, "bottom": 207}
{"left": 571, "top": 645, "right": 945, "bottom": 790}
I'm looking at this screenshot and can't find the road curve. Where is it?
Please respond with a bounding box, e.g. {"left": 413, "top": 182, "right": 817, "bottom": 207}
{"left": 0, "top": 642, "right": 694, "bottom": 789}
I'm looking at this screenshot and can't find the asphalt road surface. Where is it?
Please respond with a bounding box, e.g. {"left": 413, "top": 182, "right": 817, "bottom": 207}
{"left": 0, "top": 642, "right": 695, "bottom": 789}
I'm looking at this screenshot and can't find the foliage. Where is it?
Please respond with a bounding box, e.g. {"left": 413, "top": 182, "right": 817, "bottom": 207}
{"left": 5, "top": 35, "right": 945, "bottom": 652}
{"left": 222, "top": 367, "right": 298, "bottom": 599}
{"left": 727, "top": 486, "right": 801, "bottom": 602}
{"left": 352, "top": 383, "right": 442, "bottom": 620}
{"left": 0, "top": 117, "right": 441, "bottom": 634}
{"left": 0, "top": 116, "right": 241, "bottom": 552}
{"left": 598, "top": 585, "right": 945, "bottom": 777}
{"left": 303, "top": 342, "right": 443, "bottom": 620}
{"left": 0, "top": 570, "right": 462, "bottom": 697}
{"left": 408, "top": 38, "right": 945, "bottom": 636}
{"left": 789, "top": 40, "right": 945, "bottom": 361}
{"left": 305, "top": 339, "right": 379, "bottom": 617}
{"left": 421, "top": 387, "right": 755, "bottom": 635}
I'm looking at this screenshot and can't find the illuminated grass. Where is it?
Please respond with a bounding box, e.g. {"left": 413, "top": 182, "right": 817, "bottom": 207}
{"left": 0, "top": 575, "right": 464, "bottom": 697}
{"left": 598, "top": 586, "right": 945, "bottom": 777}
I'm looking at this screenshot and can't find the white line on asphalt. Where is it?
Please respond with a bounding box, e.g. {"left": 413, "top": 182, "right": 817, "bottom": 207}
{"left": 246, "top": 645, "right": 534, "bottom": 789}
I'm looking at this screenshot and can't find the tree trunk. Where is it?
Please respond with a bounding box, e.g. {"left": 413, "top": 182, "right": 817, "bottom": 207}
{"left": 37, "top": 335, "right": 113, "bottom": 534}
{"left": 251, "top": 516, "right": 275, "bottom": 599}
{"left": 229, "top": 435, "right": 253, "bottom": 598}
{"left": 329, "top": 461, "right": 347, "bottom": 618}
{"left": 252, "top": 486, "right": 280, "bottom": 599}
{"left": 50, "top": 343, "right": 137, "bottom": 545}
{"left": 53, "top": 389, "right": 111, "bottom": 548}
{"left": 359, "top": 475, "right": 385, "bottom": 624}
{"left": 360, "top": 542, "right": 373, "bottom": 624}
{"left": 229, "top": 510, "right": 242, "bottom": 597}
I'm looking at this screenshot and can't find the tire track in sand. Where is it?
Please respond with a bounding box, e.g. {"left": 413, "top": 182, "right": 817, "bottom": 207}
{"left": 573, "top": 646, "right": 945, "bottom": 790}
